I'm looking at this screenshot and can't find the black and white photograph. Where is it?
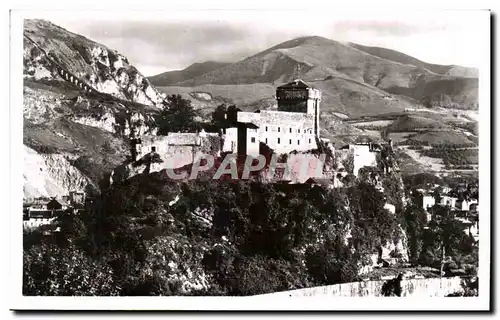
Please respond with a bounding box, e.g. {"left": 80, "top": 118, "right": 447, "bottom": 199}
{"left": 7, "top": 4, "right": 492, "bottom": 311}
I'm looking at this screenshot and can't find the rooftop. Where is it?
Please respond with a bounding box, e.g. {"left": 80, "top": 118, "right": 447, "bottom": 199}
{"left": 277, "top": 79, "right": 313, "bottom": 90}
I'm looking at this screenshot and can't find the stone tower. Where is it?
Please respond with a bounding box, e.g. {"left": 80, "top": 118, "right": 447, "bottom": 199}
{"left": 276, "top": 79, "right": 321, "bottom": 137}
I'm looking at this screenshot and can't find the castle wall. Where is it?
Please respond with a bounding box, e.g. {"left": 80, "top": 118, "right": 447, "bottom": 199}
{"left": 246, "top": 127, "right": 260, "bottom": 156}
{"left": 259, "top": 276, "right": 464, "bottom": 297}
{"left": 222, "top": 127, "right": 238, "bottom": 153}
{"left": 237, "top": 110, "right": 318, "bottom": 155}
{"left": 350, "top": 145, "right": 378, "bottom": 176}
{"left": 137, "top": 132, "right": 221, "bottom": 170}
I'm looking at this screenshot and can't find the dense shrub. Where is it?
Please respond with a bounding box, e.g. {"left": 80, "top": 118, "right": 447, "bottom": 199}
{"left": 23, "top": 167, "right": 409, "bottom": 296}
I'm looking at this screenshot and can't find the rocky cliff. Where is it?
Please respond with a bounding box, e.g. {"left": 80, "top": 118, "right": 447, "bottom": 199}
{"left": 22, "top": 19, "right": 164, "bottom": 199}
{"left": 24, "top": 19, "right": 165, "bottom": 107}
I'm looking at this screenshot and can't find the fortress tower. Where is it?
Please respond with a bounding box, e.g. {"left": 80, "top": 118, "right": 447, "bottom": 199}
{"left": 276, "top": 79, "right": 321, "bottom": 138}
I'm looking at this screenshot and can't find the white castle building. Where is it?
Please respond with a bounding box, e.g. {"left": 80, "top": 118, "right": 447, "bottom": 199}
{"left": 223, "top": 79, "right": 322, "bottom": 156}
{"left": 129, "top": 78, "right": 394, "bottom": 181}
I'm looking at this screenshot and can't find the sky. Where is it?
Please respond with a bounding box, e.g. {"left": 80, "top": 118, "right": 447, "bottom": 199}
{"left": 32, "top": 9, "right": 488, "bottom": 76}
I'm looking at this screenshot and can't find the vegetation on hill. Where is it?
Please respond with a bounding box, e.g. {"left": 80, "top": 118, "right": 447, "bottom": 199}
{"left": 400, "top": 130, "right": 476, "bottom": 147}
{"left": 420, "top": 148, "right": 478, "bottom": 167}
{"left": 349, "top": 43, "right": 470, "bottom": 76}
{"left": 400, "top": 191, "right": 478, "bottom": 282}
{"left": 155, "top": 94, "right": 200, "bottom": 134}
{"left": 386, "top": 115, "right": 446, "bottom": 133}
{"left": 24, "top": 172, "right": 405, "bottom": 296}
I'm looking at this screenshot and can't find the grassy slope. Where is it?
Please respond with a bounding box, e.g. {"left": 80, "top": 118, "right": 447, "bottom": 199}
{"left": 148, "top": 61, "right": 232, "bottom": 86}
{"left": 176, "top": 36, "right": 428, "bottom": 89}
{"left": 408, "top": 131, "right": 475, "bottom": 145}
{"left": 160, "top": 36, "right": 476, "bottom": 115}
{"left": 349, "top": 42, "right": 478, "bottom": 78}
{"left": 159, "top": 78, "right": 415, "bottom": 118}
{"left": 386, "top": 115, "right": 447, "bottom": 132}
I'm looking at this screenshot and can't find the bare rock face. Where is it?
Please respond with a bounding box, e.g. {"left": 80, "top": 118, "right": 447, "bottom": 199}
{"left": 24, "top": 145, "right": 94, "bottom": 199}
{"left": 22, "top": 19, "right": 166, "bottom": 199}
{"left": 379, "top": 226, "right": 409, "bottom": 265}
{"left": 23, "top": 19, "right": 165, "bottom": 108}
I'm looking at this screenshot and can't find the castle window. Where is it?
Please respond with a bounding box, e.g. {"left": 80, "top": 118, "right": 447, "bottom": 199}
{"left": 298, "top": 129, "right": 301, "bottom": 133}
{"left": 265, "top": 138, "right": 268, "bottom": 144}
{"left": 278, "top": 138, "right": 281, "bottom": 144}
{"left": 289, "top": 128, "right": 292, "bottom": 133}
{"left": 278, "top": 127, "right": 281, "bottom": 132}
{"left": 298, "top": 140, "right": 300, "bottom": 145}
{"left": 265, "top": 126, "right": 268, "bottom": 132}
{"left": 289, "top": 139, "right": 292, "bottom": 144}
{"left": 309, "top": 139, "right": 311, "bottom": 144}
{"left": 151, "top": 146, "right": 156, "bottom": 152}
{"left": 251, "top": 137, "right": 256, "bottom": 143}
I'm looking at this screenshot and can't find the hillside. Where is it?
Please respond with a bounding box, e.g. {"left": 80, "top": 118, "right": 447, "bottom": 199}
{"left": 148, "top": 61, "right": 231, "bottom": 86}
{"left": 406, "top": 130, "right": 475, "bottom": 146}
{"left": 22, "top": 20, "right": 161, "bottom": 198}
{"left": 176, "top": 36, "right": 429, "bottom": 88}
{"left": 386, "top": 115, "right": 447, "bottom": 133}
{"left": 349, "top": 43, "right": 478, "bottom": 78}
{"left": 157, "top": 36, "right": 477, "bottom": 113}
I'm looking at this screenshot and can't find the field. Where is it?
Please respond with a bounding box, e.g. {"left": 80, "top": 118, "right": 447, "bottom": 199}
{"left": 405, "top": 131, "right": 476, "bottom": 146}
{"left": 349, "top": 120, "right": 395, "bottom": 128}
{"left": 420, "top": 148, "right": 478, "bottom": 167}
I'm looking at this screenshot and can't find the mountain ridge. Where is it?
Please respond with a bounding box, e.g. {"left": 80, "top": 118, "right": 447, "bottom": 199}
{"left": 151, "top": 35, "right": 477, "bottom": 113}
{"left": 148, "top": 61, "right": 232, "bottom": 86}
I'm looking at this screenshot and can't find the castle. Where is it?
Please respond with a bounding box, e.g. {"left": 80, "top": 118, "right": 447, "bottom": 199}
{"left": 222, "top": 79, "right": 322, "bottom": 156}
{"left": 130, "top": 78, "right": 389, "bottom": 180}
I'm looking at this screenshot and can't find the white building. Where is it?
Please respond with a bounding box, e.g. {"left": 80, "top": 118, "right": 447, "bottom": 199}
{"left": 23, "top": 217, "right": 56, "bottom": 230}
{"left": 420, "top": 195, "right": 436, "bottom": 212}
{"left": 439, "top": 196, "right": 458, "bottom": 208}
{"left": 225, "top": 79, "right": 321, "bottom": 156}
{"left": 456, "top": 199, "right": 478, "bottom": 211}
{"left": 350, "top": 144, "right": 379, "bottom": 177}
{"left": 384, "top": 203, "right": 396, "bottom": 215}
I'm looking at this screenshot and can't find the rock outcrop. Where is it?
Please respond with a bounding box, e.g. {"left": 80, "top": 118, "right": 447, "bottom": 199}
{"left": 24, "top": 145, "right": 94, "bottom": 199}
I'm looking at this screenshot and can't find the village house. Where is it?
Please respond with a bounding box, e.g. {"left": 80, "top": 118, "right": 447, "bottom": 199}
{"left": 23, "top": 196, "right": 76, "bottom": 230}
{"left": 415, "top": 193, "right": 436, "bottom": 212}
{"left": 438, "top": 195, "right": 458, "bottom": 208}
{"left": 455, "top": 198, "right": 479, "bottom": 212}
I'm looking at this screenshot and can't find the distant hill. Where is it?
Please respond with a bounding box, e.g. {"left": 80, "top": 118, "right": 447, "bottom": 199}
{"left": 349, "top": 43, "right": 478, "bottom": 78}
{"left": 162, "top": 36, "right": 477, "bottom": 111}
{"left": 148, "top": 61, "right": 231, "bottom": 86}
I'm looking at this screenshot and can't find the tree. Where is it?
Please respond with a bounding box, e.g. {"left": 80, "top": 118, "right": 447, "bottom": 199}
{"left": 211, "top": 104, "right": 239, "bottom": 129}
{"left": 342, "top": 153, "right": 355, "bottom": 174}
{"left": 402, "top": 204, "right": 428, "bottom": 263}
{"left": 156, "top": 94, "right": 199, "bottom": 135}
{"left": 421, "top": 205, "right": 465, "bottom": 273}
{"left": 211, "top": 104, "right": 228, "bottom": 128}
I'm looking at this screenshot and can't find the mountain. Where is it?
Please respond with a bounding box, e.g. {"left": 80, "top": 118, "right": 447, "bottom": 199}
{"left": 23, "top": 19, "right": 161, "bottom": 199}
{"left": 148, "top": 61, "right": 231, "bottom": 86}
{"left": 159, "top": 36, "right": 477, "bottom": 113}
{"left": 24, "top": 19, "right": 165, "bottom": 107}
{"left": 349, "top": 43, "right": 479, "bottom": 78}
